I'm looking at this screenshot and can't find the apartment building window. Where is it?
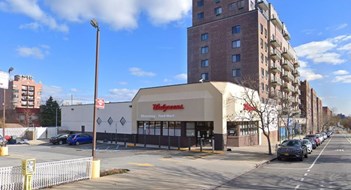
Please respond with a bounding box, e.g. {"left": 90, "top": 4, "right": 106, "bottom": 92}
{"left": 261, "top": 68, "right": 264, "bottom": 78}
{"left": 201, "top": 59, "right": 209, "bottom": 67}
{"left": 266, "top": 84, "right": 269, "bottom": 92}
{"left": 238, "top": 0, "right": 245, "bottom": 10}
{"left": 260, "top": 24, "right": 263, "bottom": 34}
{"left": 232, "top": 39, "right": 241, "bottom": 48}
{"left": 261, "top": 82, "right": 264, "bottom": 91}
{"left": 260, "top": 38, "right": 263, "bottom": 49}
{"left": 232, "top": 25, "right": 241, "bottom": 34}
{"left": 201, "top": 46, "right": 209, "bottom": 54}
{"left": 232, "top": 69, "right": 241, "bottom": 77}
{"left": 197, "top": 0, "right": 204, "bottom": 7}
{"left": 214, "top": 7, "right": 223, "bottom": 16}
{"left": 261, "top": 53, "right": 264, "bottom": 64}
{"left": 201, "top": 33, "right": 209, "bottom": 41}
{"left": 264, "top": 28, "right": 267, "bottom": 38}
{"left": 265, "top": 42, "right": 268, "bottom": 52}
{"left": 232, "top": 54, "right": 241, "bottom": 62}
{"left": 197, "top": 12, "right": 204, "bottom": 20}
{"left": 265, "top": 56, "right": 268, "bottom": 65}
{"left": 266, "top": 70, "right": 269, "bottom": 80}
{"left": 228, "top": 2, "right": 236, "bottom": 10}
{"left": 201, "top": 73, "right": 209, "bottom": 80}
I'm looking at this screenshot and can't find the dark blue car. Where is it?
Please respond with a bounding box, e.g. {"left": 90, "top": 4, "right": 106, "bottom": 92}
{"left": 67, "top": 133, "right": 93, "bottom": 145}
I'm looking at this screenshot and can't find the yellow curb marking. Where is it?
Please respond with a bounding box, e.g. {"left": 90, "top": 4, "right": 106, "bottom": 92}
{"left": 128, "top": 162, "right": 154, "bottom": 167}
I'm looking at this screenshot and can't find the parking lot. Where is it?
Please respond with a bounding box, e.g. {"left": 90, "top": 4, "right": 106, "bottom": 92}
{"left": 0, "top": 140, "right": 277, "bottom": 189}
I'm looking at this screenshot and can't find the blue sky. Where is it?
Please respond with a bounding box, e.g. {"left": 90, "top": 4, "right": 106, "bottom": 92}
{"left": 0, "top": 0, "right": 351, "bottom": 115}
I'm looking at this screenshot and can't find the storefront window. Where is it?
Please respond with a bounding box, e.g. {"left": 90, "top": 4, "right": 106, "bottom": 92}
{"left": 148, "top": 121, "right": 155, "bottom": 135}
{"left": 227, "top": 122, "right": 238, "bottom": 136}
{"left": 162, "top": 122, "right": 169, "bottom": 136}
{"left": 186, "top": 122, "right": 195, "bottom": 137}
{"left": 138, "top": 122, "right": 144, "bottom": 134}
{"left": 155, "top": 121, "right": 161, "bottom": 135}
{"left": 175, "top": 122, "right": 181, "bottom": 137}
{"left": 169, "top": 122, "right": 175, "bottom": 136}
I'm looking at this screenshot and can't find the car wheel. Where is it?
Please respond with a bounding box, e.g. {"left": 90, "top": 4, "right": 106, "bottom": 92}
{"left": 277, "top": 156, "right": 282, "bottom": 161}
{"left": 75, "top": 141, "right": 80, "bottom": 145}
{"left": 59, "top": 141, "right": 63, "bottom": 145}
{"left": 299, "top": 154, "right": 304, "bottom": 161}
{"left": 305, "top": 152, "right": 308, "bottom": 158}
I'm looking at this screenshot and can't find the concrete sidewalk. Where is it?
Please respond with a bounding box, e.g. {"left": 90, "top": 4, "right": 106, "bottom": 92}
{"left": 44, "top": 144, "right": 277, "bottom": 190}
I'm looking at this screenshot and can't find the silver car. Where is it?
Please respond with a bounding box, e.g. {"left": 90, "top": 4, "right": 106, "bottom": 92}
{"left": 302, "top": 139, "right": 313, "bottom": 154}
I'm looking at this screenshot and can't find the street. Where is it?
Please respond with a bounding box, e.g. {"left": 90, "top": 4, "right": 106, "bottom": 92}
{"left": 216, "top": 133, "right": 351, "bottom": 190}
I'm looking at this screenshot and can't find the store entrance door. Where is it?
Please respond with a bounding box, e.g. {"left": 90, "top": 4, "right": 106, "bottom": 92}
{"left": 195, "top": 122, "right": 214, "bottom": 146}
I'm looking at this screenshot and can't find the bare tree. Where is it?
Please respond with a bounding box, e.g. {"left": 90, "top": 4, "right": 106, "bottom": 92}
{"left": 237, "top": 76, "right": 278, "bottom": 155}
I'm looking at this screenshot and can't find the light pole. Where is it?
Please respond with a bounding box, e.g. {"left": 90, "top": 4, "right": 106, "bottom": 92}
{"left": 2, "top": 67, "right": 14, "bottom": 143}
{"left": 90, "top": 18, "right": 100, "bottom": 160}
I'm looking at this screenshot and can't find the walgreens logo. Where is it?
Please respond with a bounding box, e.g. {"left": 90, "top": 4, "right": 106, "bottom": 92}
{"left": 152, "top": 104, "right": 184, "bottom": 112}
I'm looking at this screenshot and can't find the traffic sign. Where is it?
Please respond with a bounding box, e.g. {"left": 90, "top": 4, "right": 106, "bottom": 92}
{"left": 96, "top": 98, "right": 105, "bottom": 109}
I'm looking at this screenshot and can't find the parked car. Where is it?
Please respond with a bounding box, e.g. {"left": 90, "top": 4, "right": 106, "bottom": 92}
{"left": 277, "top": 140, "right": 308, "bottom": 161}
{"left": 50, "top": 134, "right": 69, "bottom": 145}
{"left": 316, "top": 133, "right": 324, "bottom": 143}
{"left": 303, "top": 137, "right": 317, "bottom": 149}
{"left": 302, "top": 139, "right": 313, "bottom": 154}
{"left": 305, "top": 134, "right": 320, "bottom": 146}
{"left": 67, "top": 133, "right": 93, "bottom": 145}
{"left": 327, "top": 131, "right": 333, "bottom": 137}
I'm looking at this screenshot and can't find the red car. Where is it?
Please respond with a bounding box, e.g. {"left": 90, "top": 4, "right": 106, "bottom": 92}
{"left": 305, "top": 135, "right": 320, "bottom": 146}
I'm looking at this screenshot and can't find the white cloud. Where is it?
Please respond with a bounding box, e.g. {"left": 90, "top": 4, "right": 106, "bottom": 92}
{"left": 109, "top": 88, "right": 138, "bottom": 101}
{"left": 174, "top": 73, "right": 187, "bottom": 81}
{"left": 118, "top": 81, "right": 128, "bottom": 85}
{"left": 0, "top": 0, "right": 68, "bottom": 32}
{"left": 41, "top": 84, "right": 63, "bottom": 101}
{"left": 299, "top": 67, "right": 323, "bottom": 81}
{"left": 19, "top": 22, "right": 41, "bottom": 30}
{"left": 129, "top": 67, "right": 155, "bottom": 77}
{"left": 70, "top": 88, "right": 78, "bottom": 92}
{"left": 338, "top": 43, "right": 351, "bottom": 53}
{"left": 16, "top": 45, "right": 50, "bottom": 59}
{"left": 45, "top": 0, "right": 191, "bottom": 30}
{"left": 295, "top": 35, "right": 351, "bottom": 65}
{"left": 332, "top": 75, "right": 351, "bottom": 83}
{"left": 333, "top": 70, "right": 349, "bottom": 75}
{"left": 335, "top": 23, "right": 348, "bottom": 31}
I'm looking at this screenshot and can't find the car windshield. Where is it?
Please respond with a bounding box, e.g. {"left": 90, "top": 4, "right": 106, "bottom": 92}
{"left": 282, "top": 140, "right": 300, "bottom": 147}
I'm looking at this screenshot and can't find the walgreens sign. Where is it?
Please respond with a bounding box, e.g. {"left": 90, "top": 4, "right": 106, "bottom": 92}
{"left": 153, "top": 104, "right": 184, "bottom": 112}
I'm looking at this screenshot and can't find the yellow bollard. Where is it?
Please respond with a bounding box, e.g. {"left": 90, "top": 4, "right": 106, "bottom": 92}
{"left": 0, "top": 147, "right": 9, "bottom": 156}
{"left": 91, "top": 159, "right": 101, "bottom": 179}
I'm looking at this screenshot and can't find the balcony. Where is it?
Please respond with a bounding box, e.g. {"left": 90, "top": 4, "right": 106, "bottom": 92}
{"left": 293, "top": 70, "right": 300, "bottom": 77}
{"left": 282, "top": 61, "right": 294, "bottom": 71}
{"left": 257, "top": 0, "right": 269, "bottom": 11}
{"left": 270, "top": 38, "right": 282, "bottom": 48}
{"left": 12, "top": 98, "right": 18, "bottom": 103}
{"left": 21, "top": 101, "right": 27, "bottom": 106}
{"left": 270, "top": 49, "right": 282, "bottom": 61}
{"left": 271, "top": 16, "right": 283, "bottom": 30}
{"left": 271, "top": 78, "right": 282, "bottom": 88}
{"left": 294, "top": 61, "right": 299, "bottom": 68}
{"left": 282, "top": 50, "right": 294, "bottom": 61}
{"left": 270, "top": 63, "right": 282, "bottom": 74}
{"left": 282, "top": 83, "right": 291, "bottom": 93}
{"left": 28, "top": 102, "right": 34, "bottom": 106}
{"left": 21, "top": 86, "right": 28, "bottom": 91}
{"left": 283, "top": 28, "right": 291, "bottom": 41}
{"left": 282, "top": 72, "right": 294, "bottom": 82}
{"left": 28, "top": 87, "right": 35, "bottom": 91}
{"left": 28, "top": 92, "right": 34, "bottom": 96}
{"left": 292, "top": 79, "right": 300, "bottom": 86}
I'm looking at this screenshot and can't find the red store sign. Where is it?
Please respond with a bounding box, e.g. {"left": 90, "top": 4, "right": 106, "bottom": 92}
{"left": 153, "top": 104, "right": 184, "bottom": 112}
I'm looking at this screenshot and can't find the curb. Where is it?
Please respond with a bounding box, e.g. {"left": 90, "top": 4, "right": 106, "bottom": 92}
{"left": 255, "top": 157, "right": 277, "bottom": 168}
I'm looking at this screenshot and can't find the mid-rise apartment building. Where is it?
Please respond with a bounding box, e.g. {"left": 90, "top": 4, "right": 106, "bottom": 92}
{"left": 187, "top": 0, "right": 300, "bottom": 115}
{"left": 299, "top": 80, "right": 312, "bottom": 134}
{"left": 0, "top": 75, "right": 42, "bottom": 126}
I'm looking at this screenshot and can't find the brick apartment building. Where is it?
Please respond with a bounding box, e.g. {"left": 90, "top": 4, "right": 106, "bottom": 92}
{"left": 0, "top": 75, "right": 42, "bottom": 126}
{"left": 187, "top": 0, "right": 300, "bottom": 114}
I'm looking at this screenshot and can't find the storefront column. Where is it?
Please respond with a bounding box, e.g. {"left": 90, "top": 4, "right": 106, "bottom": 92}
{"left": 214, "top": 134, "right": 225, "bottom": 150}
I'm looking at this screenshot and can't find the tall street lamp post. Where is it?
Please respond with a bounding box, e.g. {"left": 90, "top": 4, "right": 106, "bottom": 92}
{"left": 2, "top": 67, "right": 14, "bottom": 143}
{"left": 90, "top": 18, "right": 100, "bottom": 160}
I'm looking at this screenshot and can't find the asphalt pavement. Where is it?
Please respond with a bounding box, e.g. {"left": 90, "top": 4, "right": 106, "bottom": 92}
{"left": 1, "top": 139, "right": 277, "bottom": 189}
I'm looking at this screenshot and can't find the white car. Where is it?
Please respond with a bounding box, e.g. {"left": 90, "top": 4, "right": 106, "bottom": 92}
{"left": 316, "top": 133, "right": 324, "bottom": 143}
{"left": 302, "top": 139, "right": 313, "bottom": 154}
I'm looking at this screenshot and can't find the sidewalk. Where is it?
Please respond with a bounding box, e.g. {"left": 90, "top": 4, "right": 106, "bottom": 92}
{"left": 44, "top": 144, "right": 277, "bottom": 190}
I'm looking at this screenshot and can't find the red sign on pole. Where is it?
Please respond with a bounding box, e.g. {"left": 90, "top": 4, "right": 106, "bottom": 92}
{"left": 96, "top": 98, "right": 105, "bottom": 109}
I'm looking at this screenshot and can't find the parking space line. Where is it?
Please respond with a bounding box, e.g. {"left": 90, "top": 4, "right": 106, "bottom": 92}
{"left": 295, "top": 184, "right": 300, "bottom": 189}
{"left": 308, "top": 137, "right": 331, "bottom": 170}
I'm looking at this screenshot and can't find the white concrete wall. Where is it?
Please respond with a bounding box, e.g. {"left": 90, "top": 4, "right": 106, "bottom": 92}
{"left": 61, "top": 102, "right": 132, "bottom": 134}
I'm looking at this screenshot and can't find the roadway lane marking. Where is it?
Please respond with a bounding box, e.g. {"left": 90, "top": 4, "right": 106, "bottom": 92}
{"left": 301, "top": 178, "right": 304, "bottom": 181}
{"left": 345, "top": 135, "right": 351, "bottom": 144}
{"left": 308, "top": 137, "right": 332, "bottom": 170}
{"left": 295, "top": 185, "right": 300, "bottom": 189}
{"left": 304, "top": 173, "right": 308, "bottom": 176}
